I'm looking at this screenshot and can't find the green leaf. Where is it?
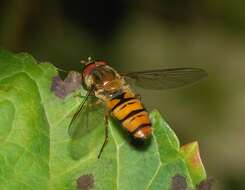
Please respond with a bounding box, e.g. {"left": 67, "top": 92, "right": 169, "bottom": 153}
{"left": 180, "top": 142, "right": 207, "bottom": 186}
{"left": 0, "top": 49, "right": 208, "bottom": 190}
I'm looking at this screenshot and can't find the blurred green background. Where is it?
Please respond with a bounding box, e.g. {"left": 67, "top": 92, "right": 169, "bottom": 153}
{"left": 1, "top": 1, "right": 245, "bottom": 189}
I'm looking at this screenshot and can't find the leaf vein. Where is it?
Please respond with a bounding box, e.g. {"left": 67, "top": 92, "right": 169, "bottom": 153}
{"left": 144, "top": 134, "right": 162, "bottom": 190}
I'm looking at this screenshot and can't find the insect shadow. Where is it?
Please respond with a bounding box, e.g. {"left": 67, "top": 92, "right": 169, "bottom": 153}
{"left": 109, "top": 116, "right": 152, "bottom": 152}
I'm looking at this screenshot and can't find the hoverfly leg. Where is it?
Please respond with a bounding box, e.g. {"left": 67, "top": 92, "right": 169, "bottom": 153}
{"left": 72, "top": 92, "right": 84, "bottom": 99}
{"left": 135, "top": 94, "right": 141, "bottom": 100}
{"left": 97, "top": 110, "right": 109, "bottom": 159}
{"left": 56, "top": 67, "right": 68, "bottom": 73}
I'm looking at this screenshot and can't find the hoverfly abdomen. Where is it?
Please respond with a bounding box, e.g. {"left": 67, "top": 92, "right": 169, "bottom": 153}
{"left": 107, "top": 91, "right": 152, "bottom": 139}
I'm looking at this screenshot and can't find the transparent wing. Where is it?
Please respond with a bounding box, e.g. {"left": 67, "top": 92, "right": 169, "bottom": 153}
{"left": 124, "top": 68, "right": 207, "bottom": 90}
{"left": 68, "top": 88, "right": 103, "bottom": 139}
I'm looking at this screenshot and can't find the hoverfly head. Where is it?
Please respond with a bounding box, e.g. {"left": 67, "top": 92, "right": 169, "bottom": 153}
{"left": 81, "top": 58, "right": 108, "bottom": 90}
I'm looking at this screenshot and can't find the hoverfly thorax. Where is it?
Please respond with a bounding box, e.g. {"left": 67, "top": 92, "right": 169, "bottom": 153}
{"left": 82, "top": 60, "right": 125, "bottom": 100}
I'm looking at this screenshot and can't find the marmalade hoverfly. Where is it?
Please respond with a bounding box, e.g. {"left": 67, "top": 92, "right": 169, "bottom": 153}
{"left": 68, "top": 58, "right": 207, "bottom": 158}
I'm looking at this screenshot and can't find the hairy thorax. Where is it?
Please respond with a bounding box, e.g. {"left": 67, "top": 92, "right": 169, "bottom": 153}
{"left": 83, "top": 65, "right": 128, "bottom": 101}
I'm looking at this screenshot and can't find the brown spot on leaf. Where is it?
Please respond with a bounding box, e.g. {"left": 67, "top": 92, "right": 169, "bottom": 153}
{"left": 51, "top": 71, "right": 82, "bottom": 98}
{"left": 77, "top": 174, "right": 94, "bottom": 190}
{"left": 197, "top": 178, "right": 214, "bottom": 190}
{"left": 51, "top": 76, "right": 66, "bottom": 98}
{"left": 171, "top": 174, "right": 187, "bottom": 190}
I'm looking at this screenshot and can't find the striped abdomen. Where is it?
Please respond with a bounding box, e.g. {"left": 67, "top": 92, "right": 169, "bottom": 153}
{"left": 106, "top": 90, "right": 152, "bottom": 139}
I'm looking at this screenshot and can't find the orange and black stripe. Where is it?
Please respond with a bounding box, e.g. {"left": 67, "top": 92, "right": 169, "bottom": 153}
{"left": 106, "top": 90, "right": 152, "bottom": 139}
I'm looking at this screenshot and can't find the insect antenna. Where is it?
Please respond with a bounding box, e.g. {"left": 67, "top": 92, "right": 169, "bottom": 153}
{"left": 80, "top": 57, "right": 94, "bottom": 65}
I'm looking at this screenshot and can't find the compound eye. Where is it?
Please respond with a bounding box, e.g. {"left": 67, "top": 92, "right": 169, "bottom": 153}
{"left": 93, "top": 72, "right": 103, "bottom": 84}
